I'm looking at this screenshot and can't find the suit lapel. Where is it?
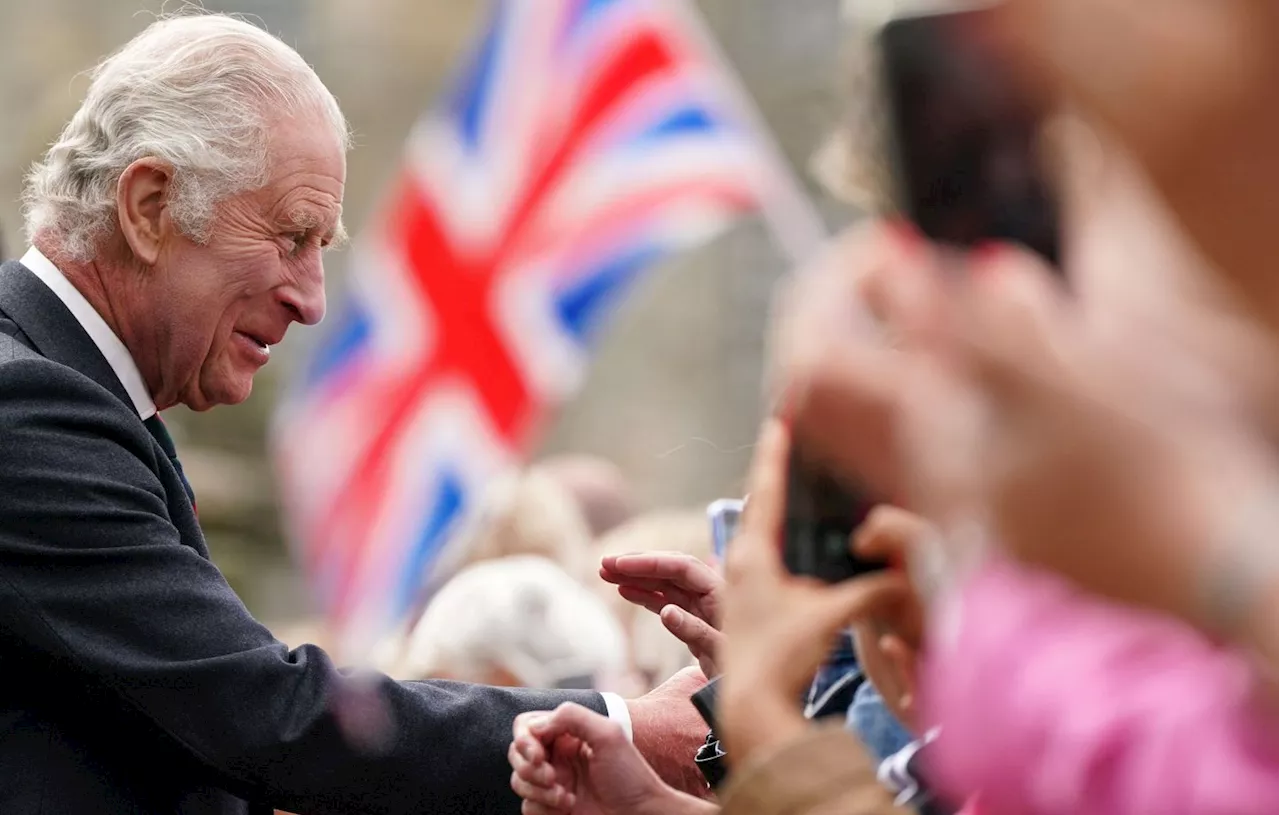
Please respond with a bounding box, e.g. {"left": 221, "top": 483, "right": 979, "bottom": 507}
{"left": 0, "top": 260, "right": 209, "bottom": 557}
{"left": 0, "top": 261, "right": 135, "bottom": 412}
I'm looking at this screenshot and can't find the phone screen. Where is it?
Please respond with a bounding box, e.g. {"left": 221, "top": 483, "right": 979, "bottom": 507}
{"left": 707, "top": 499, "right": 743, "bottom": 563}
{"left": 783, "top": 445, "right": 883, "bottom": 583}
{"left": 880, "top": 8, "right": 1060, "bottom": 266}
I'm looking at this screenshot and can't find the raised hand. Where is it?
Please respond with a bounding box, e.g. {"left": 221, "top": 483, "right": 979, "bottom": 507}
{"left": 718, "top": 419, "right": 912, "bottom": 766}
{"left": 600, "top": 552, "right": 725, "bottom": 677}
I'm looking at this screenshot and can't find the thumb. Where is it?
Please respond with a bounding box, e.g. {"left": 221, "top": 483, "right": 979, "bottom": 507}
{"left": 853, "top": 505, "right": 935, "bottom": 563}
{"left": 660, "top": 605, "right": 725, "bottom": 672}
{"left": 821, "top": 571, "right": 913, "bottom": 632}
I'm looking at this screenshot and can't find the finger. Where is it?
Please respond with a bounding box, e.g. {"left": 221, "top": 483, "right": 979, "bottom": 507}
{"left": 660, "top": 605, "right": 725, "bottom": 665}
{"left": 852, "top": 621, "right": 902, "bottom": 709}
{"left": 853, "top": 505, "right": 933, "bottom": 562}
{"left": 617, "top": 586, "right": 672, "bottom": 616}
{"left": 612, "top": 578, "right": 699, "bottom": 609}
{"left": 511, "top": 730, "right": 546, "bottom": 765}
{"left": 617, "top": 585, "right": 706, "bottom": 622}
{"left": 508, "top": 742, "right": 558, "bottom": 788}
{"left": 602, "top": 552, "right": 723, "bottom": 595}
{"left": 530, "top": 702, "right": 628, "bottom": 750}
{"left": 730, "top": 419, "right": 790, "bottom": 578}
{"left": 880, "top": 633, "right": 918, "bottom": 725}
{"left": 521, "top": 801, "right": 568, "bottom": 815}
{"left": 881, "top": 634, "right": 918, "bottom": 690}
{"left": 508, "top": 740, "right": 533, "bottom": 776}
{"left": 859, "top": 229, "right": 938, "bottom": 338}
{"left": 511, "top": 771, "right": 569, "bottom": 809}
{"left": 935, "top": 245, "right": 1070, "bottom": 402}
{"left": 822, "top": 571, "right": 914, "bottom": 631}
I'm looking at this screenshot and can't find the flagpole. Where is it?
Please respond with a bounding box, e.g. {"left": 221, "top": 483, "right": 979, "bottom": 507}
{"left": 660, "top": 0, "right": 831, "bottom": 266}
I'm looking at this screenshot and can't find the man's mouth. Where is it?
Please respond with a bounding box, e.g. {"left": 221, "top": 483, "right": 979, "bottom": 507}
{"left": 235, "top": 330, "right": 277, "bottom": 357}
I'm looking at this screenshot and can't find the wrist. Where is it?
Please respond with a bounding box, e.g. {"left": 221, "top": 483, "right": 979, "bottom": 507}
{"left": 626, "top": 696, "right": 709, "bottom": 798}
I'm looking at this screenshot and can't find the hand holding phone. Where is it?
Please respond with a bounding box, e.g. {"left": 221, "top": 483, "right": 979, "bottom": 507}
{"left": 783, "top": 443, "right": 888, "bottom": 583}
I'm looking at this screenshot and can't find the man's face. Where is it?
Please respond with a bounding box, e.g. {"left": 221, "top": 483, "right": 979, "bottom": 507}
{"left": 142, "top": 113, "right": 346, "bottom": 410}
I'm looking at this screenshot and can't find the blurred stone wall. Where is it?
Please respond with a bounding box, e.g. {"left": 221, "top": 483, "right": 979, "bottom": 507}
{"left": 0, "top": 0, "right": 857, "bottom": 623}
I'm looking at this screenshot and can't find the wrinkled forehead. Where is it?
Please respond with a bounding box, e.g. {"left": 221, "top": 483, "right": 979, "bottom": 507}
{"left": 258, "top": 119, "right": 349, "bottom": 239}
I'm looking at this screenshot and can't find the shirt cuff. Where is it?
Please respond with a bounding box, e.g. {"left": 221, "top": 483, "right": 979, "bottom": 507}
{"left": 600, "top": 692, "right": 633, "bottom": 742}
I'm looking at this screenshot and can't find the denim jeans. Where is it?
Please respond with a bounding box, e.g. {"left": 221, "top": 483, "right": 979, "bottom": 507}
{"left": 806, "top": 631, "right": 861, "bottom": 719}
{"left": 806, "top": 631, "right": 914, "bottom": 762}
{"left": 848, "top": 678, "right": 914, "bottom": 762}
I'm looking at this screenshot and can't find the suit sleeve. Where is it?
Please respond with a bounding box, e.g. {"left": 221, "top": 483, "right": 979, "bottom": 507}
{"left": 0, "top": 359, "right": 607, "bottom": 815}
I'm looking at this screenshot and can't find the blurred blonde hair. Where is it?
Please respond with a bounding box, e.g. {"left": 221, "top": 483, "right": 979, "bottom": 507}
{"left": 594, "top": 510, "right": 713, "bottom": 690}
{"left": 809, "top": 14, "right": 897, "bottom": 215}
{"left": 458, "top": 469, "right": 595, "bottom": 585}
{"left": 395, "top": 556, "right": 628, "bottom": 689}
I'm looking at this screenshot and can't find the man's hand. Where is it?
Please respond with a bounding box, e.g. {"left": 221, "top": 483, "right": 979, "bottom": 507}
{"left": 509, "top": 703, "right": 713, "bottom": 815}
{"left": 601, "top": 553, "right": 725, "bottom": 677}
{"left": 624, "top": 666, "right": 713, "bottom": 799}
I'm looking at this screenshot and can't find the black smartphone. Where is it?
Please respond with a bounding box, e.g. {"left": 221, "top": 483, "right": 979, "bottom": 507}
{"left": 782, "top": 444, "right": 884, "bottom": 583}
{"left": 879, "top": 6, "right": 1060, "bottom": 267}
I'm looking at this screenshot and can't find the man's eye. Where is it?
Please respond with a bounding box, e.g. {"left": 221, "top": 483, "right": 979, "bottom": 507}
{"left": 281, "top": 232, "right": 309, "bottom": 253}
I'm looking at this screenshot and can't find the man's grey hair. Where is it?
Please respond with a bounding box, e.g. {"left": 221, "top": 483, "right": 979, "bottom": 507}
{"left": 22, "top": 12, "right": 352, "bottom": 260}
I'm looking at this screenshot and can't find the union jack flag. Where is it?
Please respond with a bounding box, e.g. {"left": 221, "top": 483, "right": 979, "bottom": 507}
{"left": 272, "top": 0, "right": 822, "bottom": 654}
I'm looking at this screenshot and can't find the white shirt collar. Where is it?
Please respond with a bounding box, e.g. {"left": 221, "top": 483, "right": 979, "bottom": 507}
{"left": 21, "top": 247, "right": 157, "bottom": 419}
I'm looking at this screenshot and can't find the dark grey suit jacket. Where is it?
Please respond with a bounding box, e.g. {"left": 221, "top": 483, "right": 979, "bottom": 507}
{"left": 0, "top": 260, "right": 608, "bottom": 814}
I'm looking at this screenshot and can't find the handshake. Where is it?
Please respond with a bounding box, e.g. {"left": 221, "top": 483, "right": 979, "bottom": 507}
{"left": 508, "top": 420, "right": 925, "bottom": 815}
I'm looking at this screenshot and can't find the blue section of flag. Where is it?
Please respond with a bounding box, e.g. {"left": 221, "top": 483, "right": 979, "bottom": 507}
{"left": 633, "top": 104, "right": 720, "bottom": 143}
{"left": 448, "top": 1, "right": 507, "bottom": 148}
{"left": 394, "top": 469, "right": 467, "bottom": 617}
{"left": 554, "top": 243, "right": 661, "bottom": 343}
{"left": 302, "top": 296, "right": 372, "bottom": 388}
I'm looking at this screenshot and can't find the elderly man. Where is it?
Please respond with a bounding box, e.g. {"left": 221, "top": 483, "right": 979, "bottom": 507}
{"left": 0, "top": 14, "right": 704, "bottom": 815}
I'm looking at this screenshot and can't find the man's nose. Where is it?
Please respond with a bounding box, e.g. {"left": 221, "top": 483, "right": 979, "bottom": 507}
{"left": 279, "top": 260, "right": 327, "bottom": 326}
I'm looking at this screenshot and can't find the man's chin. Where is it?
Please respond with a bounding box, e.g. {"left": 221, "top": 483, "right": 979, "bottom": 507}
{"left": 182, "top": 376, "right": 254, "bottom": 411}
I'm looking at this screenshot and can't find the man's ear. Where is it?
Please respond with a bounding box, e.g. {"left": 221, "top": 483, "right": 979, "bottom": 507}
{"left": 116, "top": 158, "right": 174, "bottom": 266}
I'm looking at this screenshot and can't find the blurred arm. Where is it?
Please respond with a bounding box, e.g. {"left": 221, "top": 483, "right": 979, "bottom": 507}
{"left": 719, "top": 723, "right": 916, "bottom": 815}
{"left": 920, "top": 556, "right": 1278, "bottom": 815}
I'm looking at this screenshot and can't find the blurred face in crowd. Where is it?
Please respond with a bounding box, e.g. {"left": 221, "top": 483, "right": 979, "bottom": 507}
{"left": 116, "top": 111, "right": 345, "bottom": 411}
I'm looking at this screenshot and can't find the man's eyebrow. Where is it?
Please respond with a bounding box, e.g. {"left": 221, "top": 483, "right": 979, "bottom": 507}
{"left": 327, "top": 218, "right": 350, "bottom": 249}
{"left": 284, "top": 206, "right": 349, "bottom": 248}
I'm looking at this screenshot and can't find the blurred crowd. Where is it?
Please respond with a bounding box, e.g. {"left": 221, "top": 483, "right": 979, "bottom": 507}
{"left": 373, "top": 455, "right": 714, "bottom": 700}
{"left": 501, "top": 1, "right": 1278, "bottom": 815}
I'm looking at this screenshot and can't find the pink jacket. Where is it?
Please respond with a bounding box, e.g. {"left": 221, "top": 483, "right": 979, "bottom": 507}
{"left": 920, "top": 557, "right": 1277, "bottom": 815}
